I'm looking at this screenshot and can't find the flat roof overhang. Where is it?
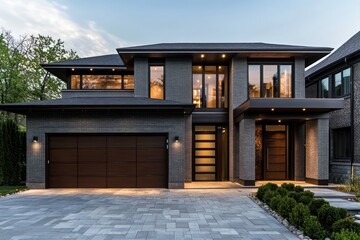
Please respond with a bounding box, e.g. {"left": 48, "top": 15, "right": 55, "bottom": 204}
{"left": 234, "top": 98, "right": 344, "bottom": 118}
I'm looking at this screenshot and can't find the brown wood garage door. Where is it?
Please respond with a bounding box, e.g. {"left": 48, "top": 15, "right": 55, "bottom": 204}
{"left": 47, "top": 135, "right": 167, "bottom": 188}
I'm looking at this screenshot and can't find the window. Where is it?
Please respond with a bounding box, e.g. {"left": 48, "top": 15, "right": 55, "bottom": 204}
{"left": 192, "top": 65, "right": 228, "bottom": 108}
{"left": 333, "top": 127, "right": 351, "bottom": 159}
{"left": 248, "top": 64, "right": 292, "bottom": 98}
{"left": 70, "top": 74, "right": 134, "bottom": 90}
{"left": 333, "top": 68, "right": 351, "bottom": 97}
{"left": 149, "top": 66, "right": 164, "bottom": 99}
{"left": 320, "top": 77, "right": 329, "bottom": 98}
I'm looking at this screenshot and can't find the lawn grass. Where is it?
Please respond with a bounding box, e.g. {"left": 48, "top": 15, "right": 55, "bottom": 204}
{"left": 0, "top": 186, "right": 28, "bottom": 196}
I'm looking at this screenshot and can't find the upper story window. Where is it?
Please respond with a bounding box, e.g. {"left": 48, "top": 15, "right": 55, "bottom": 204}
{"left": 333, "top": 68, "right": 351, "bottom": 97}
{"left": 149, "top": 66, "right": 164, "bottom": 100}
{"left": 248, "top": 64, "right": 292, "bottom": 98}
{"left": 192, "top": 65, "right": 228, "bottom": 108}
{"left": 319, "top": 77, "right": 329, "bottom": 98}
{"left": 70, "top": 74, "right": 134, "bottom": 90}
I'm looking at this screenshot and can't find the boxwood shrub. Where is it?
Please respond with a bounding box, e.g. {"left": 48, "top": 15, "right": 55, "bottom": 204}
{"left": 289, "top": 203, "right": 310, "bottom": 228}
{"left": 278, "top": 196, "right": 297, "bottom": 219}
{"left": 303, "top": 216, "right": 326, "bottom": 240}
{"left": 332, "top": 217, "right": 360, "bottom": 233}
{"left": 309, "top": 198, "right": 329, "bottom": 216}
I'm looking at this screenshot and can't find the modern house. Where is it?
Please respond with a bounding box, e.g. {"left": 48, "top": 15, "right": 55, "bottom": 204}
{"left": 0, "top": 42, "right": 344, "bottom": 189}
{"left": 306, "top": 31, "right": 360, "bottom": 183}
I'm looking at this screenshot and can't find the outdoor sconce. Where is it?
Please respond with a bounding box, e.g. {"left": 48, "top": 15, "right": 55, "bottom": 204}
{"left": 32, "top": 136, "right": 38, "bottom": 143}
{"left": 174, "top": 136, "right": 179, "bottom": 143}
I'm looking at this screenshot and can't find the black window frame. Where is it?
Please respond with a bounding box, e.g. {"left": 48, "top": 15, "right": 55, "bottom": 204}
{"left": 149, "top": 64, "right": 165, "bottom": 100}
{"left": 192, "top": 64, "right": 229, "bottom": 109}
{"left": 69, "top": 74, "right": 134, "bottom": 90}
{"left": 332, "top": 67, "right": 352, "bottom": 98}
{"left": 247, "top": 62, "right": 294, "bottom": 99}
{"left": 318, "top": 77, "right": 330, "bottom": 98}
{"left": 333, "top": 127, "right": 351, "bottom": 160}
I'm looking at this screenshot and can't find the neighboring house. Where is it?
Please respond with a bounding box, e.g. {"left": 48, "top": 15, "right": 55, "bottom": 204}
{"left": 305, "top": 31, "right": 360, "bottom": 183}
{"left": 0, "top": 42, "right": 343, "bottom": 189}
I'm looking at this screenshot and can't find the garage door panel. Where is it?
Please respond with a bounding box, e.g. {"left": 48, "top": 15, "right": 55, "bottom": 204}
{"left": 49, "top": 176, "right": 77, "bottom": 188}
{"left": 78, "top": 163, "right": 106, "bottom": 176}
{"left": 107, "top": 136, "right": 136, "bottom": 147}
{"left": 137, "top": 176, "right": 167, "bottom": 188}
{"left": 107, "top": 177, "right": 136, "bottom": 188}
{"left": 78, "top": 136, "right": 106, "bottom": 148}
{"left": 107, "top": 148, "right": 136, "bottom": 162}
{"left": 137, "top": 162, "right": 166, "bottom": 175}
{"left": 107, "top": 163, "right": 136, "bottom": 176}
{"left": 50, "top": 136, "right": 77, "bottom": 149}
{"left": 49, "top": 163, "right": 77, "bottom": 176}
{"left": 49, "top": 149, "right": 77, "bottom": 163}
{"left": 137, "top": 148, "right": 167, "bottom": 162}
{"left": 78, "top": 149, "right": 106, "bottom": 162}
{"left": 78, "top": 177, "right": 106, "bottom": 188}
{"left": 137, "top": 136, "right": 166, "bottom": 148}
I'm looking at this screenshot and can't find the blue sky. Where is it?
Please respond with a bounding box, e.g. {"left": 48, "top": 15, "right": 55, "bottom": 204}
{"left": 0, "top": 0, "right": 359, "bottom": 57}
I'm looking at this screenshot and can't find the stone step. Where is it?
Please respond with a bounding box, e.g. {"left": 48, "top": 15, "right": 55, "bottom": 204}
{"left": 310, "top": 188, "right": 356, "bottom": 199}
{"left": 354, "top": 215, "right": 360, "bottom": 220}
{"left": 323, "top": 198, "right": 360, "bottom": 211}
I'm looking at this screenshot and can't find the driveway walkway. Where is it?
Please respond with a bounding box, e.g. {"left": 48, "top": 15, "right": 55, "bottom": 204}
{"left": 0, "top": 189, "right": 297, "bottom": 240}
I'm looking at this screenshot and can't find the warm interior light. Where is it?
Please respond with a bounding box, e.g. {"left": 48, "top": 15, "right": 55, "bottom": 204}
{"left": 278, "top": 120, "right": 282, "bottom": 123}
{"left": 271, "top": 108, "right": 275, "bottom": 111}
{"left": 222, "top": 54, "right": 226, "bottom": 58}
{"left": 201, "top": 54, "right": 205, "bottom": 58}
{"left": 302, "top": 108, "right": 306, "bottom": 111}
{"left": 219, "top": 66, "right": 222, "bottom": 69}
{"left": 198, "top": 66, "right": 202, "bottom": 69}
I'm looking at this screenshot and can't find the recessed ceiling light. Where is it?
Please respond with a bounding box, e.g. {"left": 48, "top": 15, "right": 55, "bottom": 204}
{"left": 278, "top": 120, "right": 282, "bottom": 123}
{"left": 222, "top": 54, "right": 226, "bottom": 58}
{"left": 71, "top": 68, "right": 75, "bottom": 71}
{"left": 90, "top": 68, "right": 93, "bottom": 71}
{"left": 219, "top": 66, "right": 222, "bottom": 69}
{"left": 271, "top": 108, "right": 275, "bottom": 111}
{"left": 201, "top": 54, "right": 205, "bottom": 58}
{"left": 112, "top": 68, "right": 115, "bottom": 71}
{"left": 302, "top": 108, "right": 306, "bottom": 111}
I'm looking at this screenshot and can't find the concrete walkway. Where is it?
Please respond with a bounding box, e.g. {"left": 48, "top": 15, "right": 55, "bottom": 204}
{"left": 0, "top": 189, "right": 297, "bottom": 240}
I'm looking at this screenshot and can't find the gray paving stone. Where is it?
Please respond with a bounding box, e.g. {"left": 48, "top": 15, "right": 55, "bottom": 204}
{"left": 0, "top": 189, "right": 298, "bottom": 239}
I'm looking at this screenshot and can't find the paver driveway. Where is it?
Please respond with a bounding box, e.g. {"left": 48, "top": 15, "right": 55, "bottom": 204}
{"left": 0, "top": 189, "right": 297, "bottom": 240}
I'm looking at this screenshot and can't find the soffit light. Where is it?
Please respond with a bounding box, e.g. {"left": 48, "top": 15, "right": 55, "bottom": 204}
{"left": 90, "top": 68, "right": 93, "bottom": 71}
{"left": 222, "top": 54, "right": 226, "bottom": 58}
{"left": 278, "top": 120, "right": 282, "bottom": 123}
{"left": 271, "top": 108, "right": 275, "bottom": 111}
{"left": 71, "top": 68, "right": 75, "bottom": 71}
{"left": 302, "top": 108, "right": 306, "bottom": 111}
{"left": 201, "top": 54, "right": 205, "bottom": 58}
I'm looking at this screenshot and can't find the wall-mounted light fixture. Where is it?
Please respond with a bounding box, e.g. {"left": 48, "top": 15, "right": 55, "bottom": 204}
{"left": 33, "top": 136, "right": 38, "bottom": 143}
{"left": 174, "top": 136, "right": 179, "bottom": 143}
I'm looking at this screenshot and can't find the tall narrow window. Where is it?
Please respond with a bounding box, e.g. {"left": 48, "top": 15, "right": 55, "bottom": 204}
{"left": 263, "top": 65, "right": 277, "bottom": 98}
{"left": 123, "top": 75, "right": 134, "bottom": 89}
{"left": 71, "top": 75, "right": 81, "bottom": 89}
{"left": 280, "top": 65, "right": 292, "bottom": 98}
{"left": 320, "top": 77, "right": 329, "bottom": 98}
{"left": 249, "top": 65, "right": 260, "bottom": 98}
{"left": 150, "top": 66, "right": 164, "bottom": 99}
{"left": 193, "top": 66, "right": 203, "bottom": 108}
{"left": 343, "top": 68, "right": 351, "bottom": 95}
{"left": 334, "top": 72, "right": 342, "bottom": 97}
{"left": 218, "top": 66, "right": 228, "bottom": 108}
{"left": 204, "top": 66, "right": 216, "bottom": 108}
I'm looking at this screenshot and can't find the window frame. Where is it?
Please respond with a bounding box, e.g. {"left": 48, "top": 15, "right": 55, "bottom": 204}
{"left": 319, "top": 77, "right": 330, "bottom": 98}
{"left": 192, "top": 64, "right": 229, "bottom": 109}
{"left": 247, "top": 62, "right": 294, "bottom": 99}
{"left": 333, "top": 127, "right": 351, "bottom": 160}
{"left": 149, "top": 64, "right": 165, "bottom": 100}
{"left": 332, "top": 67, "right": 352, "bottom": 98}
{"left": 69, "top": 74, "right": 134, "bottom": 90}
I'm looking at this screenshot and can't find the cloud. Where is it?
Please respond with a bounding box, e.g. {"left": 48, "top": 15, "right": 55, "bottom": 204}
{"left": 0, "top": 0, "right": 128, "bottom": 57}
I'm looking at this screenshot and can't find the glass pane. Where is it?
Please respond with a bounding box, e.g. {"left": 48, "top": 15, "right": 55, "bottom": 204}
{"left": 124, "top": 75, "right": 134, "bottom": 89}
{"left": 204, "top": 66, "right": 216, "bottom": 108}
{"left": 195, "top": 158, "right": 216, "bottom": 164}
{"left": 334, "top": 72, "right": 342, "bottom": 97}
{"left": 280, "top": 65, "right": 292, "bottom": 98}
{"left": 192, "top": 66, "right": 202, "bottom": 108}
{"left": 196, "top": 174, "right": 215, "bottom": 181}
{"left": 195, "top": 125, "right": 215, "bottom": 131}
{"left": 249, "top": 65, "right": 260, "bottom": 98}
{"left": 195, "top": 142, "right": 216, "bottom": 149}
{"left": 195, "top": 166, "right": 215, "bottom": 173}
{"left": 195, "top": 134, "right": 216, "bottom": 141}
{"left": 263, "top": 65, "right": 277, "bottom": 98}
{"left": 343, "top": 68, "right": 351, "bottom": 95}
{"left": 195, "top": 150, "right": 216, "bottom": 157}
{"left": 218, "top": 66, "right": 228, "bottom": 108}
{"left": 71, "top": 75, "right": 80, "bottom": 89}
{"left": 334, "top": 128, "right": 351, "bottom": 158}
{"left": 150, "top": 66, "right": 164, "bottom": 99}
{"left": 82, "top": 75, "right": 122, "bottom": 89}
{"left": 320, "top": 78, "right": 329, "bottom": 98}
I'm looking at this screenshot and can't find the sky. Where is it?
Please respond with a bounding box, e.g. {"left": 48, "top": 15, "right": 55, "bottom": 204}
{"left": 0, "top": 0, "right": 359, "bottom": 59}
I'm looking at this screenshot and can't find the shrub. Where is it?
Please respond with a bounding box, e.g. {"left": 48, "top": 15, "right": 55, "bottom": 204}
{"left": 256, "top": 183, "right": 278, "bottom": 201}
{"left": 303, "top": 216, "right": 326, "bottom": 240}
{"left": 309, "top": 198, "right": 329, "bottom": 216}
{"left": 299, "top": 195, "right": 312, "bottom": 205}
{"left": 301, "top": 190, "right": 315, "bottom": 198}
{"left": 289, "top": 203, "right": 310, "bottom": 228}
{"left": 281, "top": 183, "right": 295, "bottom": 192}
{"left": 318, "top": 204, "right": 346, "bottom": 232}
{"left": 294, "top": 185, "right": 304, "bottom": 193}
{"left": 263, "top": 191, "right": 279, "bottom": 205}
{"left": 332, "top": 217, "right": 360, "bottom": 233}
{"left": 337, "top": 208, "right": 347, "bottom": 220}
{"left": 276, "top": 187, "right": 288, "bottom": 197}
{"left": 270, "top": 195, "right": 282, "bottom": 211}
{"left": 332, "top": 229, "right": 360, "bottom": 240}
{"left": 287, "top": 191, "right": 301, "bottom": 202}
{"left": 278, "top": 196, "right": 297, "bottom": 219}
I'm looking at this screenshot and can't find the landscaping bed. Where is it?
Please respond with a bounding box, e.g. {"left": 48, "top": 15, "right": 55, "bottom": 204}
{"left": 0, "top": 186, "right": 28, "bottom": 197}
{"left": 252, "top": 183, "right": 360, "bottom": 240}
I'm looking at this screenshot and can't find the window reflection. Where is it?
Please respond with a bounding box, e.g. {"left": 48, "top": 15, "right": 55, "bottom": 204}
{"left": 249, "top": 65, "right": 260, "bottom": 97}
{"left": 343, "top": 68, "right": 351, "bottom": 95}
{"left": 218, "top": 66, "right": 228, "bottom": 108}
{"left": 280, "top": 65, "right": 292, "bottom": 98}
{"left": 150, "top": 66, "right": 164, "bottom": 99}
{"left": 205, "top": 66, "right": 216, "bottom": 108}
{"left": 192, "top": 66, "right": 202, "bottom": 108}
{"left": 263, "top": 65, "right": 277, "bottom": 98}
{"left": 71, "top": 75, "right": 80, "bottom": 89}
{"left": 334, "top": 72, "right": 342, "bottom": 97}
{"left": 83, "top": 75, "right": 122, "bottom": 89}
{"left": 124, "top": 75, "right": 134, "bottom": 89}
{"left": 321, "top": 77, "right": 329, "bottom": 98}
